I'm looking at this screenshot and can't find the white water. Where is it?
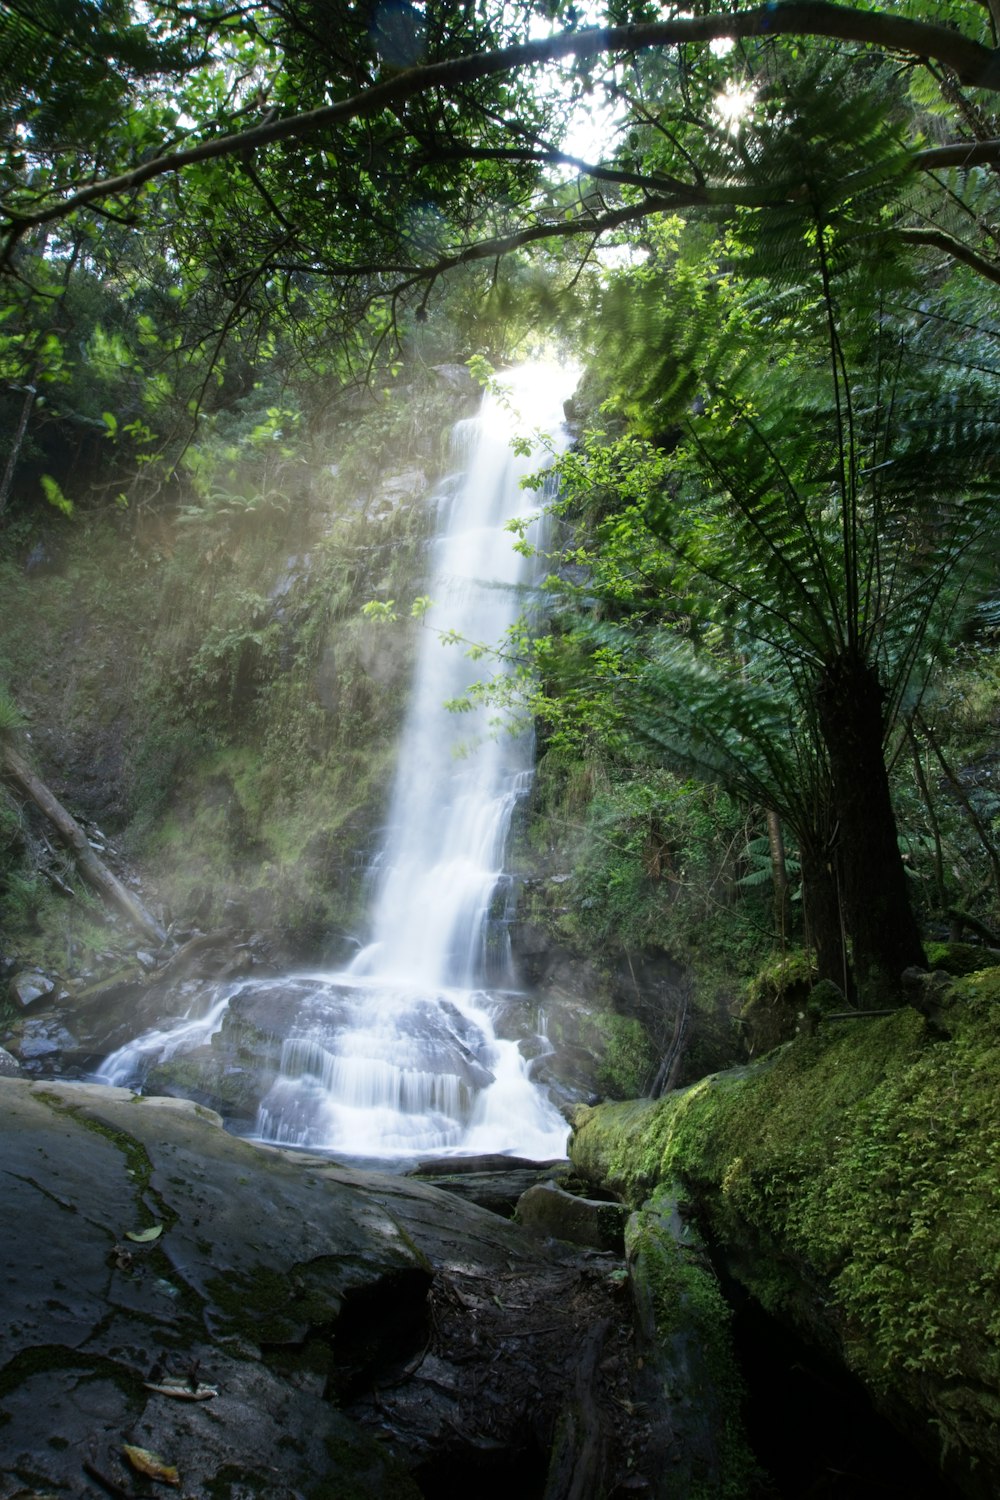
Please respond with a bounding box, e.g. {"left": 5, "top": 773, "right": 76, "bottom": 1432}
{"left": 97, "top": 362, "right": 576, "bottom": 1161}
{"left": 99, "top": 991, "right": 232, "bottom": 1087}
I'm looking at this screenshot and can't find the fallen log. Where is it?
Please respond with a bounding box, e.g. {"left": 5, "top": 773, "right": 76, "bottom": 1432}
{"left": 1, "top": 744, "right": 168, "bottom": 948}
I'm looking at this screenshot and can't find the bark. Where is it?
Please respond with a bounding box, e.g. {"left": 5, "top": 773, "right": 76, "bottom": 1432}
{"left": 0, "top": 384, "right": 35, "bottom": 517}
{"left": 766, "top": 807, "right": 793, "bottom": 943}
{"left": 799, "top": 837, "right": 847, "bottom": 993}
{"left": 815, "top": 653, "right": 926, "bottom": 998}
{"left": 649, "top": 978, "right": 691, "bottom": 1099}
{"left": 1, "top": 744, "right": 167, "bottom": 947}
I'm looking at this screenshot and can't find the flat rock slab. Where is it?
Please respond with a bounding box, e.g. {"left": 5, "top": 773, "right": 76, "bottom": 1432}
{"left": 408, "top": 1154, "right": 569, "bottom": 1217}
{"left": 0, "top": 1077, "right": 730, "bottom": 1499}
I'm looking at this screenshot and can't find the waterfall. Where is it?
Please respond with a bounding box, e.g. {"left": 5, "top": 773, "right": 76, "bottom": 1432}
{"left": 97, "top": 362, "right": 575, "bottom": 1162}
{"left": 351, "top": 361, "right": 569, "bottom": 989}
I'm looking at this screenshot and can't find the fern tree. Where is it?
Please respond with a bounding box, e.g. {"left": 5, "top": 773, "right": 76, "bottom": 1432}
{"left": 550, "top": 68, "right": 1000, "bottom": 999}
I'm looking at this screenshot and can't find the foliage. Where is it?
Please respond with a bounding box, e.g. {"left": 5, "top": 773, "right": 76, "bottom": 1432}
{"left": 507, "top": 69, "right": 1000, "bottom": 999}
{"left": 0, "top": 682, "right": 24, "bottom": 736}
{"left": 4, "top": 0, "right": 1000, "bottom": 1037}
{"left": 3, "top": 0, "right": 1000, "bottom": 522}
{"left": 0, "top": 360, "right": 468, "bottom": 962}
{"left": 596, "top": 1014, "right": 656, "bottom": 1100}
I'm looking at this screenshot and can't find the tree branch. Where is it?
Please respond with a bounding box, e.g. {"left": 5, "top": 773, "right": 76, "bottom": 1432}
{"left": 913, "top": 137, "right": 1000, "bottom": 171}
{"left": 2, "top": 4, "right": 997, "bottom": 254}
{"left": 899, "top": 226, "right": 1000, "bottom": 285}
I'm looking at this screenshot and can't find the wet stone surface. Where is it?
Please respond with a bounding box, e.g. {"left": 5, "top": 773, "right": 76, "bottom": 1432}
{"left": 0, "top": 1077, "right": 744, "bottom": 1499}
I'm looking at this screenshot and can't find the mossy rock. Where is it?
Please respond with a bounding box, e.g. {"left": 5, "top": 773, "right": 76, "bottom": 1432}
{"left": 740, "top": 949, "right": 817, "bottom": 1057}
{"left": 924, "top": 940, "right": 999, "bottom": 977}
{"left": 571, "top": 970, "right": 1000, "bottom": 1496}
{"left": 625, "top": 1184, "right": 758, "bottom": 1498}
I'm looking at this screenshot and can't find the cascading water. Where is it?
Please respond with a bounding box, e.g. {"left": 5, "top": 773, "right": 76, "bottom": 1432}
{"left": 97, "top": 362, "right": 575, "bottom": 1161}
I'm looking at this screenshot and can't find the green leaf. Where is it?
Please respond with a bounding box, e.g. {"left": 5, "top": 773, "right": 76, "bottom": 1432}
{"left": 362, "top": 599, "right": 398, "bottom": 623}
{"left": 40, "top": 475, "right": 73, "bottom": 516}
{"left": 125, "top": 1224, "right": 163, "bottom": 1243}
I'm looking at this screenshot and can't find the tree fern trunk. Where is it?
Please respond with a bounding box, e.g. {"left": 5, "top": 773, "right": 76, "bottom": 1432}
{"left": 816, "top": 653, "right": 925, "bottom": 999}
{"left": 799, "top": 838, "right": 845, "bottom": 993}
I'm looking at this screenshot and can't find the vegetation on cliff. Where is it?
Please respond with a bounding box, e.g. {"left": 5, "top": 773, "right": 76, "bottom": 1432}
{"left": 0, "top": 370, "right": 468, "bottom": 970}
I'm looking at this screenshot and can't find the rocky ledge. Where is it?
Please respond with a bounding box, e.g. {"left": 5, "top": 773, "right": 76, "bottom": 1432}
{"left": 0, "top": 1077, "right": 751, "bottom": 1499}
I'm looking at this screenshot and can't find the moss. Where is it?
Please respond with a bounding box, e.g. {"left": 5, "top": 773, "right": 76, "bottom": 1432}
{"left": 204, "top": 1261, "right": 343, "bottom": 1346}
{"left": 206, "top": 1464, "right": 272, "bottom": 1498}
{"left": 0, "top": 1344, "right": 145, "bottom": 1408}
{"left": 627, "top": 1184, "right": 758, "bottom": 1498}
{"left": 35, "top": 1091, "right": 180, "bottom": 1235}
{"left": 572, "top": 972, "right": 1000, "bottom": 1482}
{"left": 740, "top": 948, "right": 817, "bottom": 1055}
{"left": 596, "top": 1013, "right": 656, "bottom": 1099}
{"left": 924, "top": 940, "right": 996, "bottom": 976}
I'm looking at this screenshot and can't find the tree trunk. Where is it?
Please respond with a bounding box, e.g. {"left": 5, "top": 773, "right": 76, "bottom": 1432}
{"left": 815, "top": 653, "right": 925, "bottom": 999}
{"left": 798, "top": 836, "right": 847, "bottom": 993}
{"left": 765, "top": 807, "right": 792, "bottom": 943}
{"left": 0, "top": 383, "right": 36, "bottom": 518}
{"left": 1, "top": 745, "right": 167, "bottom": 947}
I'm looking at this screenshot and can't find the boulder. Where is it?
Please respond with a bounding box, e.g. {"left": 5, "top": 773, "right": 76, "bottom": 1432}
{"left": 432, "top": 362, "right": 477, "bottom": 397}
{"left": 409, "top": 1153, "right": 569, "bottom": 1217}
{"left": 8, "top": 968, "right": 55, "bottom": 1008}
{"left": 516, "top": 1179, "right": 630, "bottom": 1252}
{"left": 570, "top": 977, "right": 1000, "bottom": 1498}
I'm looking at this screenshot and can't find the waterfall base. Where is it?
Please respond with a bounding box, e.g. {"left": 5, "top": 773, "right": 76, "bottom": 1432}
{"left": 95, "top": 970, "right": 569, "bottom": 1161}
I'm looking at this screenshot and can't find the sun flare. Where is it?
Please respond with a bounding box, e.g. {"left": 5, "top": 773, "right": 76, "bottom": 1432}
{"left": 714, "top": 81, "right": 757, "bottom": 132}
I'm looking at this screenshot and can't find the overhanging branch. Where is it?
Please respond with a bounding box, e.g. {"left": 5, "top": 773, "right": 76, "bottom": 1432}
{"left": 899, "top": 226, "right": 1000, "bottom": 285}
{"left": 2, "top": 3, "right": 998, "bottom": 257}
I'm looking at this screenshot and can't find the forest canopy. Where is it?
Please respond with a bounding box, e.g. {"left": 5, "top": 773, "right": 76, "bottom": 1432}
{"left": 5, "top": 1, "right": 1000, "bottom": 371}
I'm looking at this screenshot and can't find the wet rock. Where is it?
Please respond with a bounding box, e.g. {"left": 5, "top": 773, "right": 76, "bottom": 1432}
{"left": 8, "top": 969, "right": 55, "bottom": 1009}
{"left": 409, "top": 1154, "right": 569, "bottom": 1217}
{"left": 378, "top": 466, "right": 427, "bottom": 503}
{"left": 432, "top": 362, "right": 477, "bottom": 397}
{"left": 902, "top": 965, "right": 955, "bottom": 1037}
{"left": 225, "top": 976, "right": 497, "bottom": 1092}
{"left": 516, "top": 1180, "right": 630, "bottom": 1252}
{"left": 0, "top": 1046, "right": 19, "bottom": 1075}
{"left": 0, "top": 1076, "right": 748, "bottom": 1499}
{"left": 625, "top": 1185, "right": 756, "bottom": 1496}
{"left": 15, "top": 1016, "right": 80, "bottom": 1069}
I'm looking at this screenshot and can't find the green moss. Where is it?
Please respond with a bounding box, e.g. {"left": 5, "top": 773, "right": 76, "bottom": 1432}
{"left": 627, "top": 1185, "right": 758, "bottom": 1498}
{"left": 596, "top": 1013, "right": 656, "bottom": 1099}
{"left": 923, "top": 940, "right": 996, "bottom": 976}
{"left": 0, "top": 1344, "right": 145, "bottom": 1408}
{"left": 205, "top": 1261, "right": 342, "bottom": 1346}
{"left": 206, "top": 1464, "right": 272, "bottom": 1498}
{"left": 572, "top": 972, "right": 1000, "bottom": 1479}
{"left": 740, "top": 948, "right": 818, "bottom": 1055}
{"left": 33, "top": 1091, "right": 179, "bottom": 1235}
